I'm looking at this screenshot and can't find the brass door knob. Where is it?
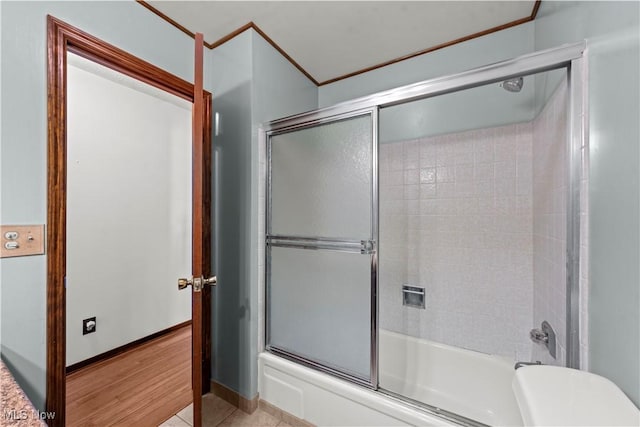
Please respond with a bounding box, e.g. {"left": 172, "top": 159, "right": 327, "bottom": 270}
{"left": 204, "top": 276, "right": 217, "bottom": 286}
{"left": 178, "top": 278, "right": 192, "bottom": 290}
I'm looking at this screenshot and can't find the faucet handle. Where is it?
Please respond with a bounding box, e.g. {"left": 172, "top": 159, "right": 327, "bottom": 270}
{"left": 529, "top": 320, "right": 557, "bottom": 359}
{"left": 530, "top": 328, "right": 549, "bottom": 343}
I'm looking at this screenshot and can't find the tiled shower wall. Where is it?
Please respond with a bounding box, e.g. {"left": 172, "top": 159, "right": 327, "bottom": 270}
{"left": 379, "top": 79, "right": 586, "bottom": 365}
{"left": 379, "top": 123, "right": 535, "bottom": 361}
{"left": 530, "top": 78, "right": 588, "bottom": 367}
{"left": 531, "top": 77, "right": 589, "bottom": 368}
{"left": 531, "top": 82, "right": 567, "bottom": 364}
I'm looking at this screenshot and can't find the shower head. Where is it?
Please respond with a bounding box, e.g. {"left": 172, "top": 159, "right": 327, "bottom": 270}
{"left": 501, "top": 77, "right": 524, "bottom": 93}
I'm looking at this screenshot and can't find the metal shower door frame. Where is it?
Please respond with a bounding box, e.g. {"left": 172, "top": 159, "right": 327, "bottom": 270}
{"left": 264, "top": 107, "right": 380, "bottom": 388}
{"left": 262, "top": 40, "right": 587, "bottom": 402}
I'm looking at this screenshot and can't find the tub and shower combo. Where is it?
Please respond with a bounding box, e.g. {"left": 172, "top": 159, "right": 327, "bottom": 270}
{"left": 258, "top": 42, "right": 588, "bottom": 426}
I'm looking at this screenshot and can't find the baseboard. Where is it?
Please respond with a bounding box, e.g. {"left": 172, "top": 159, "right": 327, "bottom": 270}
{"left": 66, "top": 320, "right": 192, "bottom": 374}
{"left": 210, "top": 380, "right": 258, "bottom": 414}
{"left": 259, "top": 399, "right": 315, "bottom": 427}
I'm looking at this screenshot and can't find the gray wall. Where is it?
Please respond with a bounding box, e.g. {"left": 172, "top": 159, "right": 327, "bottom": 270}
{"left": 379, "top": 77, "right": 537, "bottom": 143}
{"left": 209, "top": 28, "right": 317, "bottom": 400}
{"left": 319, "top": 22, "right": 534, "bottom": 107}
{"left": 535, "top": 0, "right": 640, "bottom": 405}
{"left": 209, "top": 29, "right": 254, "bottom": 400}
{"left": 0, "top": 1, "right": 194, "bottom": 410}
{"left": 320, "top": 21, "right": 537, "bottom": 144}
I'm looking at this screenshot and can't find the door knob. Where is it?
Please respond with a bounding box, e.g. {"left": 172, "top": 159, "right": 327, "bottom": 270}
{"left": 178, "top": 276, "right": 217, "bottom": 291}
{"left": 178, "top": 277, "right": 193, "bottom": 290}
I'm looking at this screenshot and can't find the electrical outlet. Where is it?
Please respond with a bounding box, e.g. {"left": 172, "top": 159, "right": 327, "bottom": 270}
{"left": 83, "top": 317, "right": 96, "bottom": 335}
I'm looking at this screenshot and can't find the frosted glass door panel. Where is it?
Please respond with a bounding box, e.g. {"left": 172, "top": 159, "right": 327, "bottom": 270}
{"left": 270, "top": 115, "right": 372, "bottom": 238}
{"left": 269, "top": 247, "right": 372, "bottom": 380}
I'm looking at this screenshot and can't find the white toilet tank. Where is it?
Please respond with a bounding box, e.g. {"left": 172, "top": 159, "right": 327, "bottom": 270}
{"left": 513, "top": 365, "right": 640, "bottom": 426}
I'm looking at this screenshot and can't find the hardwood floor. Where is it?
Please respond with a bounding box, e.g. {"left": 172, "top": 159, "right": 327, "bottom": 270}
{"left": 66, "top": 325, "right": 192, "bottom": 427}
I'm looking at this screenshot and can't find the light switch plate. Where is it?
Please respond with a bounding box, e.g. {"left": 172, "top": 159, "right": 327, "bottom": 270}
{"left": 0, "top": 225, "right": 45, "bottom": 258}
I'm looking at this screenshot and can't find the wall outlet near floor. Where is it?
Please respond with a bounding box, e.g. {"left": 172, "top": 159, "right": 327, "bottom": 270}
{"left": 83, "top": 317, "right": 97, "bottom": 335}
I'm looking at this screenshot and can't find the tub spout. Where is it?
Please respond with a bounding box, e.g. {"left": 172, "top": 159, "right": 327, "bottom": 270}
{"left": 515, "top": 361, "right": 543, "bottom": 370}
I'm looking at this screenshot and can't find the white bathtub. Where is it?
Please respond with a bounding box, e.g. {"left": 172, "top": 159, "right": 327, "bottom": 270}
{"left": 380, "top": 330, "right": 523, "bottom": 426}
{"left": 259, "top": 330, "right": 524, "bottom": 426}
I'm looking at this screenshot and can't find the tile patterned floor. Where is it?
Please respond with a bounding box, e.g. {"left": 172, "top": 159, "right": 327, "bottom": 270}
{"left": 159, "top": 395, "right": 292, "bottom": 427}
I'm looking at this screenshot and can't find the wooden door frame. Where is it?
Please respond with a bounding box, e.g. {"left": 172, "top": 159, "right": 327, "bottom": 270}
{"left": 46, "top": 15, "right": 212, "bottom": 426}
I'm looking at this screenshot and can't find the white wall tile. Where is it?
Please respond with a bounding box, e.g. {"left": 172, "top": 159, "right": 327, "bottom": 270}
{"left": 419, "top": 167, "right": 436, "bottom": 184}
{"left": 531, "top": 79, "right": 572, "bottom": 366}
{"left": 379, "top": 123, "right": 534, "bottom": 360}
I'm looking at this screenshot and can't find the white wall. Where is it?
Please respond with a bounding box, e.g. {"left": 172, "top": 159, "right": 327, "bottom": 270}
{"left": 65, "top": 55, "right": 192, "bottom": 366}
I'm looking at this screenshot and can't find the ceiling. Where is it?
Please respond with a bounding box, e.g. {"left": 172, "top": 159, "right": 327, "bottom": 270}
{"left": 144, "top": 1, "right": 538, "bottom": 85}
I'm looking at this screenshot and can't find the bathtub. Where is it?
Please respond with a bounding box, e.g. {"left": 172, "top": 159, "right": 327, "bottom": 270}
{"left": 259, "top": 330, "right": 524, "bottom": 426}
{"left": 379, "top": 330, "right": 523, "bottom": 426}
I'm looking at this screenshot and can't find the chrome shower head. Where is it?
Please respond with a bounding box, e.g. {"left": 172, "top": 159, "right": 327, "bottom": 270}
{"left": 501, "top": 77, "right": 524, "bottom": 93}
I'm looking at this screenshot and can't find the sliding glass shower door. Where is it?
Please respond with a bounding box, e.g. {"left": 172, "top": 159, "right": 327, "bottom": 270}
{"left": 266, "top": 110, "right": 377, "bottom": 386}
